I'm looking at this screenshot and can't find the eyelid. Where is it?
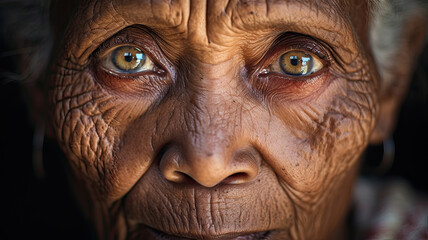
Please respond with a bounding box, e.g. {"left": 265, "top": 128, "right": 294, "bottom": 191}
{"left": 256, "top": 33, "right": 331, "bottom": 73}
{"left": 246, "top": 33, "right": 333, "bottom": 102}
{"left": 92, "top": 31, "right": 172, "bottom": 78}
{"left": 92, "top": 29, "right": 162, "bottom": 68}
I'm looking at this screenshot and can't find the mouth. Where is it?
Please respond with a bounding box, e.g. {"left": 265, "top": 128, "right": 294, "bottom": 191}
{"left": 146, "top": 227, "right": 273, "bottom": 240}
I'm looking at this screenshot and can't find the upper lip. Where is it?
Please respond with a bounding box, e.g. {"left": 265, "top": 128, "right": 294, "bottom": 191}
{"left": 147, "top": 227, "right": 272, "bottom": 240}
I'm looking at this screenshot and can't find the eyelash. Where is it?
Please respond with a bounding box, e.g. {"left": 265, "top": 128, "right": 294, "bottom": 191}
{"left": 248, "top": 34, "right": 332, "bottom": 101}
{"left": 91, "top": 31, "right": 175, "bottom": 95}
{"left": 95, "top": 35, "right": 139, "bottom": 58}
{"left": 94, "top": 34, "right": 166, "bottom": 73}
{"left": 259, "top": 37, "right": 329, "bottom": 74}
{"left": 93, "top": 30, "right": 331, "bottom": 101}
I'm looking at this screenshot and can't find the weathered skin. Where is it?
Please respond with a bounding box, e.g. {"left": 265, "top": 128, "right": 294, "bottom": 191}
{"left": 45, "top": 0, "right": 419, "bottom": 239}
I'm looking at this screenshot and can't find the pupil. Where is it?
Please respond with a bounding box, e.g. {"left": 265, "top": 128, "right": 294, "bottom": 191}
{"left": 124, "top": 53, "right": 133, "bottom": 62}
{"left": 290, "top": 56, "right": 298, "bottom": 66}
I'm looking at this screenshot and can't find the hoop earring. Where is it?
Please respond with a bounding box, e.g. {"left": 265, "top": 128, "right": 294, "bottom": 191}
{"left": 363, "top": 137, "right": 395, "bottom": 175}
{"left": 32, "top": 124, "right": 45, "bottom": 179}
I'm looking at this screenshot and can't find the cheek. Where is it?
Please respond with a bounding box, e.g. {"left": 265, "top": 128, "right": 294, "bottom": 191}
{"left": 260, "top": 73, "right": 377, "bottom": 237}
{"left": 49, "top": 63, "right": 154, "bottom": 199}
{"left": 267, "top": 74, "right": 377, "bottom": 184}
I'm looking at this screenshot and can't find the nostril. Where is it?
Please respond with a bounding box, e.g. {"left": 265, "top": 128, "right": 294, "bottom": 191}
{"left": 160, "top": 161, "right": 196, "bottom": 184}
{"left": 223, "top": 172, "right": 248, "bottom": 184}
{"left": 222, "top": 172, "right": 255, "bottom": 184}
{"left": 169, "top": 171, "right": 196, "bottom": 184}
{"left": 159, "top": 144, "right": 261, "bottom": 187}
{"left": 165, "top": 170, "right": 185, "bottom": 183}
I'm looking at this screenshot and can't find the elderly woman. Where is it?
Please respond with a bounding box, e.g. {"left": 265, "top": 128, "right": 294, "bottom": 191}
{"left": 1, "top": 0, "right": 427, "bottom": 239}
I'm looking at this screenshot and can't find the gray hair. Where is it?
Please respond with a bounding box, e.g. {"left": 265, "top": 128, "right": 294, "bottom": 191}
{"left": 370, "top": 0, "right": 428, "bottom": 89}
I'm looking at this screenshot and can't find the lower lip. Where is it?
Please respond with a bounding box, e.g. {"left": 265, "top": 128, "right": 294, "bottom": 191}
{"left": 147, "top": 227, "right": 272, "bottom": 240}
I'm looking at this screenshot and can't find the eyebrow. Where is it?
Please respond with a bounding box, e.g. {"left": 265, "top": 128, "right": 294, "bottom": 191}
{"left": 67, "top": 0, "right": 363, "bottom": 64}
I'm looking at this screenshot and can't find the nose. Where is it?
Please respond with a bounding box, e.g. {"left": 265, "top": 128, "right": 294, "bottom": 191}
{"left": 158, "top": 59, "right": 261, "bottom": 187}
{"left": 159, "top": 144, "right": 260, "bottom": 187}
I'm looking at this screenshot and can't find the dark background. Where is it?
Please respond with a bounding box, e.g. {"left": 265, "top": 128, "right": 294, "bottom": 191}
{"left": 1, "top": 15, "right": 427, "bottom": 240}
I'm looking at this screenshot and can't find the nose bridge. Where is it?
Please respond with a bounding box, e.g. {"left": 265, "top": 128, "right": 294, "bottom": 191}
{"left": 183, "top": 99, "right": 234, "bottom": 168}
{"left": 158, "top": 58, "right": 260, "bottom": 187}
{"left": 183, "top": 60, "right": 240, "bottom": 159}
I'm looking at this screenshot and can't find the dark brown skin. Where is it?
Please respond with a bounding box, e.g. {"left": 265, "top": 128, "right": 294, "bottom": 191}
{"left": 42, "top": 0, "right": 425, "bottom": 239}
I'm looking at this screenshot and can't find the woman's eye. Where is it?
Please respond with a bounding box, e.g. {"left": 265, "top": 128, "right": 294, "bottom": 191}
{"left": 268, "top": 50, "right": 324, "bottom": 76}
{"left": 101, "top": 45, "right": 155, "bottom": 73}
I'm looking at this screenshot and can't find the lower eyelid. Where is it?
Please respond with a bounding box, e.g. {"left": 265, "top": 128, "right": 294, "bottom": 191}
{"left": 253, "top": 68, "right": 330, "bottom": 102}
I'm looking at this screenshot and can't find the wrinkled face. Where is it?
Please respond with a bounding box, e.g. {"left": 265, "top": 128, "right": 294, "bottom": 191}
{"left": 48, "top": 0, "right": 378, "bottom": 239}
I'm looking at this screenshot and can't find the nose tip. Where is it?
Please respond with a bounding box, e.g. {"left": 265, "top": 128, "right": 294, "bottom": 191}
{"left": 159, "top": 145, "right": 260, "bottom": 187}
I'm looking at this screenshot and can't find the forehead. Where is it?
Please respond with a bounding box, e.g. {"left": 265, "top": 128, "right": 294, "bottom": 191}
{"left": 58, "top": 0, "right": 371, "bottom": 64}
{"left": 78, "top": 0, "right": 367, "bottom": 22}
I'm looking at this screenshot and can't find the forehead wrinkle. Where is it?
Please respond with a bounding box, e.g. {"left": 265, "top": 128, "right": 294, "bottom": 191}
{"left": 66, "top": 0, "right": 190, "bottom": 63}
{"left": 112, "top": 0, "right": 189, "bottom": 28}
{"left": 187, "top": 0, "right": 357, "bottom": 64}
{"left": 203, "top": 0, "right": 365, "bottom": 63}
{"left": 219, "top": 0, "right": 350, "bottom": 36}
{"left": 67, "top": 0, "right": 369, "bottom": 66}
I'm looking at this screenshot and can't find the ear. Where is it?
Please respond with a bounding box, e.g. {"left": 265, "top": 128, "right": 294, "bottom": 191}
{"left": 369, "top": 4, "right": 427, "bottom": 144}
